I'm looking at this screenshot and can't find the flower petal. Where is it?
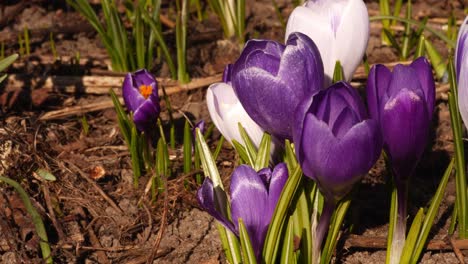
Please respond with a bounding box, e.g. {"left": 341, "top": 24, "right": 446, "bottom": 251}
{"left": 206, "top": 82, "right": 265, "bottom": 147}
{"left": 410, "top": 57, "right": 435, "bottom": 119}
{"left": 133, "top": 98, "right": 160, "bottom": 132}
{"left": 456, "top": 17, "right": 468, "bottom": 78}
{"left": 266, "top": 163, "right": 288, "bottom": 219}
{"left": 197, "top": 177, "right": 236, "bottom": 233}
{"left": 366, "top": 64, "right": 392, "bottom": 120}
{"left": 285, "top": 6, "right": 334, "bottom": 84}
{"left": 133, "top": 69, "right": 157, "bottom": 88}
{"left": 122, "top": 73, "right": 145, "bottom": 113}
{"left": 300, "top": 113, "right": 381, "bottom": 200}
{"left": 334, "top": 0, "right": 369, "bottom": 81}
{"left": 381, "top": 89, "right": 430, "bottom": 179}
{"left": 458, "top": 43, "right": 468, "bottom": 132}
{"left": 230, "top": 165, "right": 270, "bottom": 258}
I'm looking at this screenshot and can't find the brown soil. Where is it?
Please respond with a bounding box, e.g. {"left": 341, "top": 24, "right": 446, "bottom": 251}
{"left": 0, "top": 0, "right": 467, "bottom": 263}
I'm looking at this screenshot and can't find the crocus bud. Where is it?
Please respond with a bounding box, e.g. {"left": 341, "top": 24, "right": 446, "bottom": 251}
{"left": 456, "top": 17, "right": 468, "bottom": 128}
{"left": 285, "top": 0, "right": 369, "bottom": 84}
{"left": 122, "top": 69, "right": 160, "bottom": 133}
{"left": 293, "top": 82, "right": 382, "bottom": 201}
{"left": 197, "top": 163, "right": 288, "bottom": 260}
{"left": 366, "top": 57, "right": 435, "bottom": 181}
{"left": 231, "top": 32, "right": 324, "bottom": 140}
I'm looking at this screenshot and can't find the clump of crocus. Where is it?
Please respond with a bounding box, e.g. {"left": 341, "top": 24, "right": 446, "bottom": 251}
{"left": 457, "top": 17, "right": 468, "bottom": 126}
{"left": 231, "top": 32, "right": 324, "bottom": 140}
{"left": 206, "top": 65, "right": 266, "bottom": 148}
{"left": 366, "top": 57, "right": 435, "bottom": 263}
{"left": 285, "top": 0, "right": 369, "bottom": 84}
{"left": 122, "top": 69, "right": 160, "bottom": 133}
{"left": 293, "top": 82, "right": 382, "bottom": 260}
{"left": 197, "top": 163, "right": 288, "bottom": 260}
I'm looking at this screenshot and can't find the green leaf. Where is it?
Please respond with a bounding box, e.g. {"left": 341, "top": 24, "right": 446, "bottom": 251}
{"left": 447, "top": 57, "right": 468, "bottom": 238}
{"left": 35, "top": 169, "right": 57, "bottom": 182}
{"left": 332, "top": 60, "right": 344, "bottom": 83}
{"left": 254, "top": 132, "right": 271, "bottom": 171}
{"left": 424, "top": 40, "right": 446, "bottom": 80}
{"left": 263, "top": 165, "right": 302, "bottom": 263}
{"left": 213, "top": 135, "right": 225, "bottom": 160}
{"left": 400, "top": 0, "right": 412, "bottom": 60}
{"left": 238, "top": 123, "right": 258, "bottom": 165}
{"left": 383, "top": 28, "right": 402, "bottom": 54}
{"left": 321, "top": 195, "right": 352, "bottom": 264}
{"left": 414, "top": 34, "right": 426, "bottom": 59}
{"left": 400, "top": 208, "right": 424, "bottom": 263}
{"left": 130, "top": 125, "right": 141, "bottom": 188}
{"left": 284, "top": 140, "right": 298, "bottom": 173}
{"left": 280, "top": 220, "right": 296, "bottom": 264}
{"left": 0, "top": 53, "right": 18, "bottom": 72}
{"left": 239, "top": 218, "right": 257, "bottom": 264}
{"left": 386, "top": 174, "right": 398, "bottom": 264}
{"left": 410, "top": 158, "right": 454, "bottom": 263}
{"left": 183, "top": 120, "right": 192, "bottom": 173}
{"left": 109, "top": 89, "right": 132, "bottom": 146}
{"left": 231, "top": 139, "right": 250, "bottom": 164}
{"left": 0, "top": 176, "right": 52, "bottom": 264}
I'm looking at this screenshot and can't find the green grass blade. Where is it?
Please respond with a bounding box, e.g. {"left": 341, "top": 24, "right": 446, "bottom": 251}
{"left": 333, "top": 60, "right": 344, "bottom": 83}
{"left": 425, "top": 39, "right": 446, "bottom": 80}
{"left": 280, "top": 220, "right": 296, "bottom": 264}
{"left": 134, "top": 6, "right": 146, "bottom": 69}
{"left": 0, "top": 176, "right": 53, "bottom": 264}
{"left": 447, "top": 58, "right": 467, "bottom": 238}
{"left": 183, "top": 120, "right": 192, "bottom": 173}
{"left": 238, "top": 123, "right": 258, "bottom": 166}
{"left": 254, "top": 133, "right": 271, "bottom": 171}
{"left": 130, "top": 125, "right": 141, "bottom": 188}
{"left": 410, "top": 158, "right": 454, "bottom": 263}
{"left": 263, "top": 166, "right": 302, "bottom": 263}
{"left": 142, "top": 11, "right": 176, "bottom": 79}
{"left": 414, "top": 35, "right": 425, "bottom": 59}
{"left": 400, "top": 208, "right": 424, "bottom": 263}
{"left": 0, "top": 53, "right": 18, "bottom": 72}
{"left": 238, "top": 218, "right": 257, "bottom": 264}
{"left": 231, "top": 139, "right": 250, "bottom": 164}
{"left": 109, "top": 89, "right": 132, "bottom": 145}
{"left": 400, "top": 0, "right": 412, "bottom": 60}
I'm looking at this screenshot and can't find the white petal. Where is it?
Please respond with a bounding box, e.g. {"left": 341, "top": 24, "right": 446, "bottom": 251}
{"left": 206, "top": 82, "right": 266, "bottom": 149}
{"left": 458, "top": 44, "right": 468, "bottom": 130}
{"left": 334, "top": 0, "right": 369, "bottom": 81}
{"left": 285, "top": 0, "right": 369, "bottom": 83}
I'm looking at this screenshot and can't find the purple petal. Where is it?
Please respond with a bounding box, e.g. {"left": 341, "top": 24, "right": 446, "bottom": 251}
{"left": 122, "top": 73, "right": 145, "bottom": 113}
{"left": 133, "top": 69, "right": 157, "bottom": 88}
{"left": 456, "top": 17, "right": 468, "bottom": 78}
{"left": 381, "top": 89, "right": 430, "bottom": 180}
{"left": 366, "top": 64, "right": 392, "bottom": 120}
{"left": 197, "top": 178, "right": 236, "bottom": 233}
{"left": 233, "top": 40, "right": 285, "bottom": 76}
{"left": 410, "top": 57, "right": 435, "bottom": 119}
{"left": 223, "top": 64, "right": 233, "bottom": 83}
{"left": 133, "top": 98, "right": 160, "bottom": 132}
{"left": 300, "top": 114, "right": 382, "bottom": 200}
{"left": 230, "top": 165, "right": 269, "bottom": 257}
{"left": 387, "top": 64, "right": 425, "bottom": 100}
{"left": 266, "top": 163, "right": 288, "bottom": 219}
{"left": 232, "top": 33, "right": 324, "bottom": 139}
{"left": 459, "top": 41, "right": 468, "bottom": 129}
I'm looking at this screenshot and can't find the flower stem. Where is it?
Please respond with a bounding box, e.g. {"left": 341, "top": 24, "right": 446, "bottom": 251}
{"left": 313, "top": 197, "right": 335, "bottom": 264}
{"left": 389, "top": 179, "right": 408, "bottom": 264}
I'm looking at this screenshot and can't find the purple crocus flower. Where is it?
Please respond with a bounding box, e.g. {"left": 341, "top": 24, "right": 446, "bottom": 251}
{"left": 197, "top": 163, "right": 288, "bottom": 260}
{"left": 456, "top": 17, "right": 468, "bottom": 129}
{"left": 366, "top": 57, "right": 435, "bottom": 263}
{"left": 231, "top": 32, "right": 324, "bottom": 140}
{"left": 294, "top": 82, "right": 382, "bottom": 201}
{"left": 122, "top": 69, "right": 160, "bottom": 132}
{"left": 366, "top": 57, "right": 435, "bottom": 182}
{"left": 293, "top": 82, "right": 382, "bottom": 258}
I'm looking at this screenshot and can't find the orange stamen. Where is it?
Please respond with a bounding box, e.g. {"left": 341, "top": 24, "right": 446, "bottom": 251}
{"left": 139, "top": 85, "right": 153, "bottom": 99}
